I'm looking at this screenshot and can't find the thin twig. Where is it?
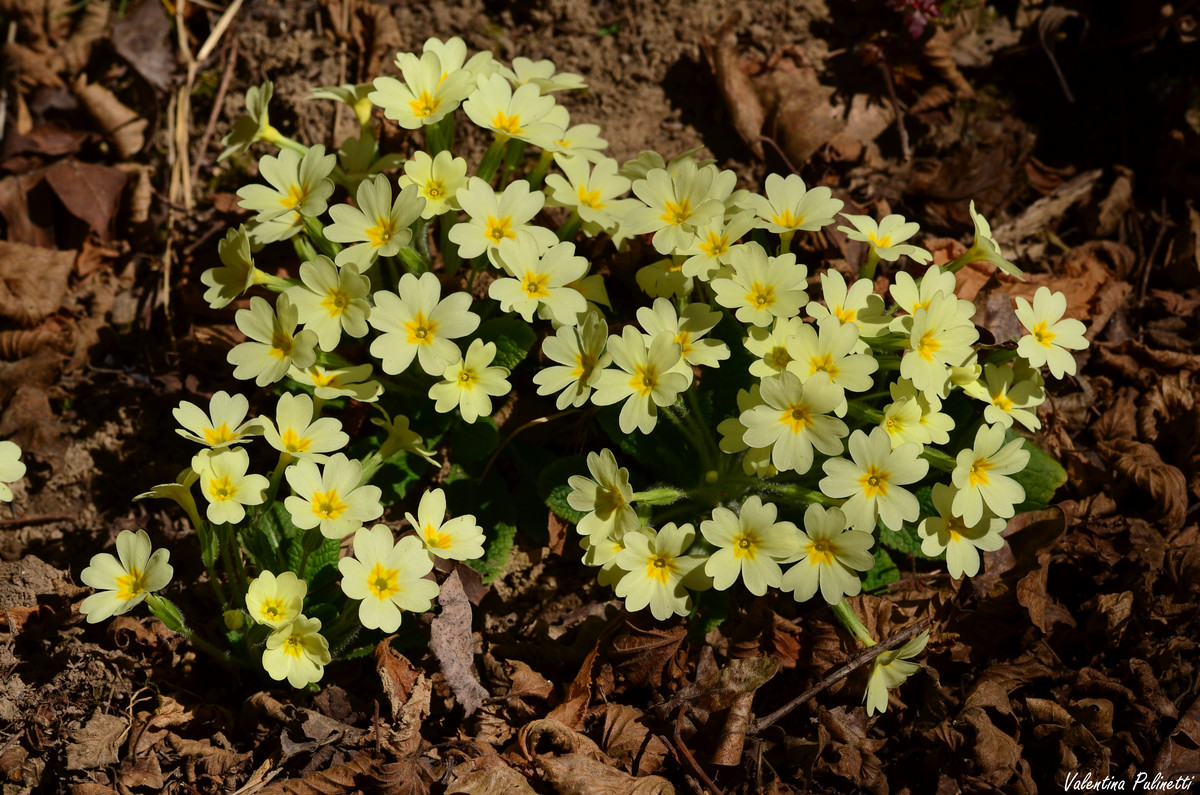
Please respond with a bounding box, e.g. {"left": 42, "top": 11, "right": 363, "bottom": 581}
{"left": 753, "top": 617, "right": 933, "bottom": 733}
{"left": 1138, "top": 196, "right": 1171, "bottom": 306}
{"left": 877, "top": 61, "right": 910, "bottom": 162}
{"left": 673, "top": 706, "right": 726, "bottom": 795}
{"left": 0, "top": 514, "right": 75, "bottom": 529}
{"left": 759, "top": 135, "right": 800, "bottom": 176}
{"left": 191, "top": 35, "right": 239, "bottom": 188}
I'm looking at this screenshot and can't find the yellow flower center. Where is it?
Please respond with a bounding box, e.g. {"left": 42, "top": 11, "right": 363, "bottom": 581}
{"left": 867, "top": 232, "right": 893, "bottom": 249}
{"left": 916, "top": 331, "right": 941, "bottom": 361}
{"left": 282, "top": 635, "right": 306, "bottom": 657}
{"left": 767, "top": 346, "right": 792, "bottom": 370}
{"left": 779, "top": 404, "right": 811, "bottom": 433}
{"left": 260, "top": 598, "right": 286, "bottom": 622}
{"left": 659, "top": 199, "right": 692, "bottom": 227}
{"left": 771, "top": 209, "right": 804, "bottom": 229}
{"left": 673, "top": 331, "right": 693, "bottom": 359}
{"left": 114, "top": 566, "right": 148, "bottom": 601}
{"left": 485, "top": 215, "right": 515, "bottom": 243}
{"left": 279, "top": 183, "right": 309, "bottom": 210}
{"left": 522, "top": 271, "right": 550, "bottom": 299}
{"left": 859, "top": 466, "right": 889, "bottom": 498}
{"left": 805, "top": 537, "right": 835, "bottom": 566}
{"left": 968, "top": 457, "right": 992, "bottom": 487}
{"left": 733, "top": 532, "right": 759, "bottom": 560}
{"left": 629, "top": 364, "right": 658, "bottom": 397}
{"left": 424, "top": 523, "right": 453, "bottom": 550}
{"left": 409, "top": 90, "right": 442, "bottom": 118}
{"left": 746, "top": 282, "right": 776, "bottom": 310}
{"left": 310, "top": 369, "right": 339, "bottom": 388}
{"left": 424, "top": 181, "right": 445, "bottom": 201}
{"left": 571, "top": 352, "right": 597, "bottom": 380}
{"left": 269, "top": 331, "right": 293, "bottom": 359}
{"left": 280, "top": 428, "right": 312, "bottom": 454}
{"left": 456, "top": 368, "right": 478, "bottom": 389}
{"left": 946, "top": 515, "right": 968, "bottom": 542}
{"left": 576, "top": 185, "right": 604, "bottom": 209}
{"left": 208, "top": 475, "right": 237, "bottom": 502}
{"left": 204, "top": 423, "right": 237, "bottom": 446}
{"left": 833, "top": 305, "right": 857, "bottom": 324}
{"left": 595, "top": 486, "right": 626, "bottom": 516}
{"left": 404, "top": 311, "right": 438, "bottom": 346}
{"left": 491, "top": 110, "right": 523, "bottom": 135}
{"left": 367, "top": 562, "right": 402, "bottom": 600}
{"left": 1032, "top": 321, "right": 1056, "bottom": 348}
{"left": 645, "top": 553, "right": 678, "bottom": 584}
{"left": 312, "top": 489, "right": 348, "bottom": 521}
{"left": 992, "top": 393, "right": 1014, "bottom": 412}
{"left": 366, "top": 216, "right": 399, "bottom": 248}
{"left": 321, "top": 288, "right": 351, "bottom": 317}
{"left": 809, "top": 353, "right": 839, "bottom": 378}
{"left": 699, "top": 231, "right": 728, "bottom": 258}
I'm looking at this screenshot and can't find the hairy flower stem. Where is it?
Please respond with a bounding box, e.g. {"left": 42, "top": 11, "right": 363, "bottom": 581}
{"left": 831, "top": 599, "right": 877, "bottom": 647}
{"left": 525, "top": 150, "right": 554, "bottom": 190}
{"left": 860, "top": 249, "right": 881, "bottom": 281}
{"left": 440, "top": 215, "right": 463, "bottom": 276}
{"left": 557, "top": 209, "right": 582, "bottom": 242}
{"left": 501, "top": 138, "right": 527, "bottom": 184}
{"left": 146, "top": 595, "right": 245, "bottom": 668}
{"left": 302, "top": 216, "right": 341, "bottom": 260}
{"left": 475, "top": 136, "right": 507, "bottom": 183}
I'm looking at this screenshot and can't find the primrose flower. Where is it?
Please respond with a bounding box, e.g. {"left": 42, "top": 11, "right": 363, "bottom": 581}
{"left": 420, "top": 36, "right": 498, "bottom": 83}
{"left": 544, "top": 156, "right": 638, "bottom": 233}
{"left": 245, "top": 571, "right": 307, "bottom": 629}
{"left": 285, "top": 256, "right": 371, "bottom": 351}
{"left": 636, "top": 298, "right": 729, "bottom": 383}
{"left": 740, "top": 373, "right": 848, "bottom": 475}
{"left": 284, "top": 453, "right": 383, "bottom": 539}
{"left": 338, "top": 526, "right": 439, "bottom": 633}
{"left": 888, "top": 266, "right": 959, "bottom": 319}
{"left": 613, "top": 523, "right": 709, "bottom": 620}
{"left": 838, "top": 213, "right": 932, "bottom": 264}
{"left": 780, "top": 505, "right": 875, "bottom": 604}
{"left": 262, "top": 615, "right": 331, "bottom": 689}
{"left": 324, "top": 176, "right": 424, "bottom": 272}
{"left": 898, "top": 292, "right": 979, "bottom": 398}
{"left": 634, "top": 257, "right": 692, "bottom": 299}
{"left": 370, "top": 49, "right": 474, "bottom": 128}
{"left": 567, "top": 448, "right": 639, "bottom": 542}
{"left": 962, "top": 362, "right": 1044, "bottom": 431}
{"left": 582, "top": 524, "right": 650, "bottom": 588}
{"left": 260, "top": 393, "right": 349, "bottom": 461}
{"left": 463, "top": 73, "right": 563, "bottom": 146}
{"left": 428, "top": 339, "right": 511, "bottom": 424}
{"left": 449, "top": 177, "right": 557, "bottom": 262}
{"left": 785, "top": 318, "right": 878, "bottom": 413}
{"left": 717, "top": 385, "right": 777, "bottom": 478}
{"left": 399, "top": 150, "right": 469, "bottom": 219}
{"left": 499, "top": 56, "right": 586, "bottom": 93}
{"left": 701, "top": 496, "right": 799, "bottom": 596}
{"left": 173, "top": 390, "right": 260, "bottom": 449}
{"left": 864, "top": 629, "right": 930, "bottom": 716}
{"left": 1014, "top": 286, "right": 1089, "bottom": 379}
{"left": 289, "top": 363, "right": 382, "bottom": 403}
{"left": 237, "top": 145, "right": 336, "bottom": 223}
{"left": 79, "top": 530, "right": 173, "bottom": 623}
{"left": 623, "top": 161, "right": 729, "bottom": 255}
{"left": 227, "top": 295, "right": 318, "bottom": 387}
{"left": 741, "top": 173, "right": 844, "bottom": 234}
{"left": 619, "top": 146, "right": 713, "bottom": 182}
{"left": 806, "top": 269, "right": 889, "bottom": 340}
{"left": 889, "top": 378, "right": 954, "bottom": 446}
{"left": 951, "top": 423, "right": 1030, "bottom": 525}
{"left": 405, "top": 487, "right": 485, "bottom": 561}
{"left": 820, "top": 427, "right": 928, "bottom": 532}
{"left": 590, "top": 327, "right": 687, "bottom": 435}
{"left": 678, "top": 213, "right": 755, "bottom": 280}
{"left": 246, "top": 211, "right": 302, "bottom": 246}
{"left": 192, "top": 447, "right": 268, "bottom": 525}
{"left": 879, "top": 395, "right": 930, "bottom": 449}
{"left": 133, "top": 469, "right": 203, "bottom": 531}
{"left": 489, "top": 238, "right": 589, "bottom": 325}
{"left": 372, "top": 411, "right": 437, "bottom": 465}
{"left": 745, "top": 317, "right": 803, "bottom": 379}
{"left": 369, "top": 271, "right": 479, "bottom": 377}
{"left": 202, "top": 226, "right": 260, "bottom": 310}
{"left": 219, "top": 81, "right": 274, "bottom": 161}
{"left": 918, "top": 483, "right": 1006, "bottom": 579}
{"left": 544, "top": 124, "right": 609, "bottom": 163}
{"left": 711, "top": 243, "right": 809, "bottom": 328}
{"left": 310, "top": 82, "right": 375, "bottom": 127}
{"left": 533, "top": 310, "right": 611, "bottom": 409}
{"left": 965, "top": 201, "right": 1023, "bottom": 278}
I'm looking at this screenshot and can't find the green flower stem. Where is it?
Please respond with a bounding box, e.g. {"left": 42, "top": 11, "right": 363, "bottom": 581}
{"left": 682, "top": 387, "right": 722, "bottom": 468}
{"left": 251, "top": 270, "right": 298, "bottom": 292}
{"left": 663, "top": 401, "right": 715, "bottom": 474}
{"left": 194, "top": 519, "right": 227, "bottom": 606}
{"left": 302, "top": 216, "right": 341, "bottom": 260}
{"left": 292, "top": 233, "right": 319, "bottom": 263}
{"left": 557, "top": 209, "right": 583, "bottom": 242}
{"left": 397, "top": 245, "right": 428, "bottom": 274}
{"left": 357, "top": 451, "right": 384, "bottom": 487}
{"left": 765, "top": 483, "right": 842, "bottom": 508}
{"left": 296, "top": 527, "right": 324, "bottom": 579}
{"left": 630, "top": 487, "right": 685, "bottom": 505}
{"left": 921, "top": 447, "right": 958, "bottom": 473}
{"left": 146, "top": 595, "right": 244, "bottom": 667}
{"left": 476, "top": 136, "right": 508, "bottom": 183}
{"left": 218, "top": 524, "right": 248, "bottom": 609}
{"left": 845, "top": 402, "right": 884, "bottom": 424}
{"left": 501, "top": 138, "right": 527, "bottom": 184}
{"left": 778, "top": 230, "right": 795, "bottom": 256}
{"left": 261, "top": 125, "right": 307, "bottom": 154}
{"left": 860, "top": 249, "right": 881, "bottom": 281}
{"left": 440, "top": 215, "right": 463, "bottom": 276}
{"left": 831, "top": 598, "right": 877, "bottom": 647}
{"left": 526, "top": 149, "right": 554, "bottom": 190}
{"left": 265, "top": 452, "right": 294, "bottom": 506}
{"left": 425, "top": 115, "right": 455, "bottom": 155}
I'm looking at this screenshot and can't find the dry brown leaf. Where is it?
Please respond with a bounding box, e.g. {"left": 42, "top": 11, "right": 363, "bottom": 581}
{"left": 2, "top": 43, "right": 64, "bottom": 90}
{"left": 259, "top": 751, "right": 379, "bottom": 795}
{"left": 64, "top": 713, "right": 128, "bottom": 771}
{"left": 446, "top": 765, "right": 537, "bottom": 795}
{"left": 72, "top": 76, "right": 148, "bottom": 159}
{"left": 1082, "top": 592, "right": 1133, "bottom": 645}
{"left": 167, "top": 735, "right": 252, "bottom": 778}
{"left": 0, "top": 240, "right": 73, "bottom": 327}
{"left": 1149, "top": 693, "right": 1200, "bottom": 786}
{"left": 49, "top": 0, "right": 109, "bottom": 76}
{"left": 607, "top": 612, "right": 688, "bottom": 689}
{"left": 958, "top": 707, "right": 1022, "bottom": 787}
{"left": 599, "top": 704, "right": 670, "bottom": 776}
{"left": 922, "top": 24, "right": 974, "bottom": 99}
{"left": 1094, "top": 167, "right": 1133, "bottom": 237}
{"left": 704, "top": 12, "right": 765, "bottom": 159}
{"left": 111, "top": 0, "right": 175, "bottom": 93}
{"left": 1097, "top": 438, "right": 1188, "bottom": 532}
{"left": 534, "top": 753, "right": 675, "bottom": 795}
{"left": 43, "top": 158, "right": 128, "bottom": 240}
{"left": 760, "top": 46, "right": 845, "bottom": 166}
{"left": 0, "top": 174, "right": 55, "bottom": 248}
{"left": 429, "top": 569, "right": 488, "bottom": 716}
{"left": 374, "top": 639, "right": 420, "bottom": 720}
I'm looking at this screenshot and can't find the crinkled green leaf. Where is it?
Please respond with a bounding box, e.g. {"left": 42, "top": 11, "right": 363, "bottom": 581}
{"left": 862, "top": 546, "right": 901, "bottom": 591}
{"left": 476, "top": 316, "right": 536, "bottom": 371}
{"left": 537, "top": 455, "right": 589, "bottom": 523}
{"left": 467, "top": 520, "right": 516, "bottom": 584}
{"left": 1009, "top": 431, "right": 1068, "bottom": 513}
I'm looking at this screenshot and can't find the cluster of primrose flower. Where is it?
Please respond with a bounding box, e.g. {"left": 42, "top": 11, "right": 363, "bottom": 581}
{"left": 73, "top": 36, "right": 1088, "bottom": 710}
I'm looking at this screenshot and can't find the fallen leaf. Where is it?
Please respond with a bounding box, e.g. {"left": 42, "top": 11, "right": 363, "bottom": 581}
{"left": 0, "top": 174, "right": 55, "bottom": 248}
{"left": 1097, "top": 438, "right": 1188, "bottom": 532}
{"left": 111, "top": 0, "right": 175, "bottom": 93}
{"left": 65, "top": 714, "right": 128, "bottom": 771}
{"left": 429, "top": 569, "right": 489, "bottom": 716}
{"left": 375, "top": 640, "right": 420, "bottom": 720}
{"left": 599, "top": 704, "right": 670, "bottom": 775}
{"left": 704, "top": 12, "right": 765, "bottom": 159}
{"left": 447, "top": 765, "right": 538, "bottom": 794}
{"left": 43, "top": 158, "right": 128, "bottom": 240}
{"left": 72, "top": 76, "right": 148, "bottom": 160}
{"left": 534, "top": 753, "right": 675, "bottom": 795}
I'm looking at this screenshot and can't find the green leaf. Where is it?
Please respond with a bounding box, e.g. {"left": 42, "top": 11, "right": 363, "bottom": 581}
{"left": 467, "top": 520, "right": 516, "bottom": 584}
{"left": 476, "top": 316, "right": 536, "bottom": 371}
{"left": 146, "top": 595, "right": 187, "bottom": 634}
{"left": 446, "top": 416, "right": 499, "bottom": 463}
{"left": 537, "top": 455, "right": 589, "bottom": 523}
{"left": 1009, "top": 432, "right": 1068, "bottom": 513}
{"left": 862, "top": 547, "right": 901, "bottom": 591}
{"left": 877, "top": 522, "right": 941, "bottom": 561}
